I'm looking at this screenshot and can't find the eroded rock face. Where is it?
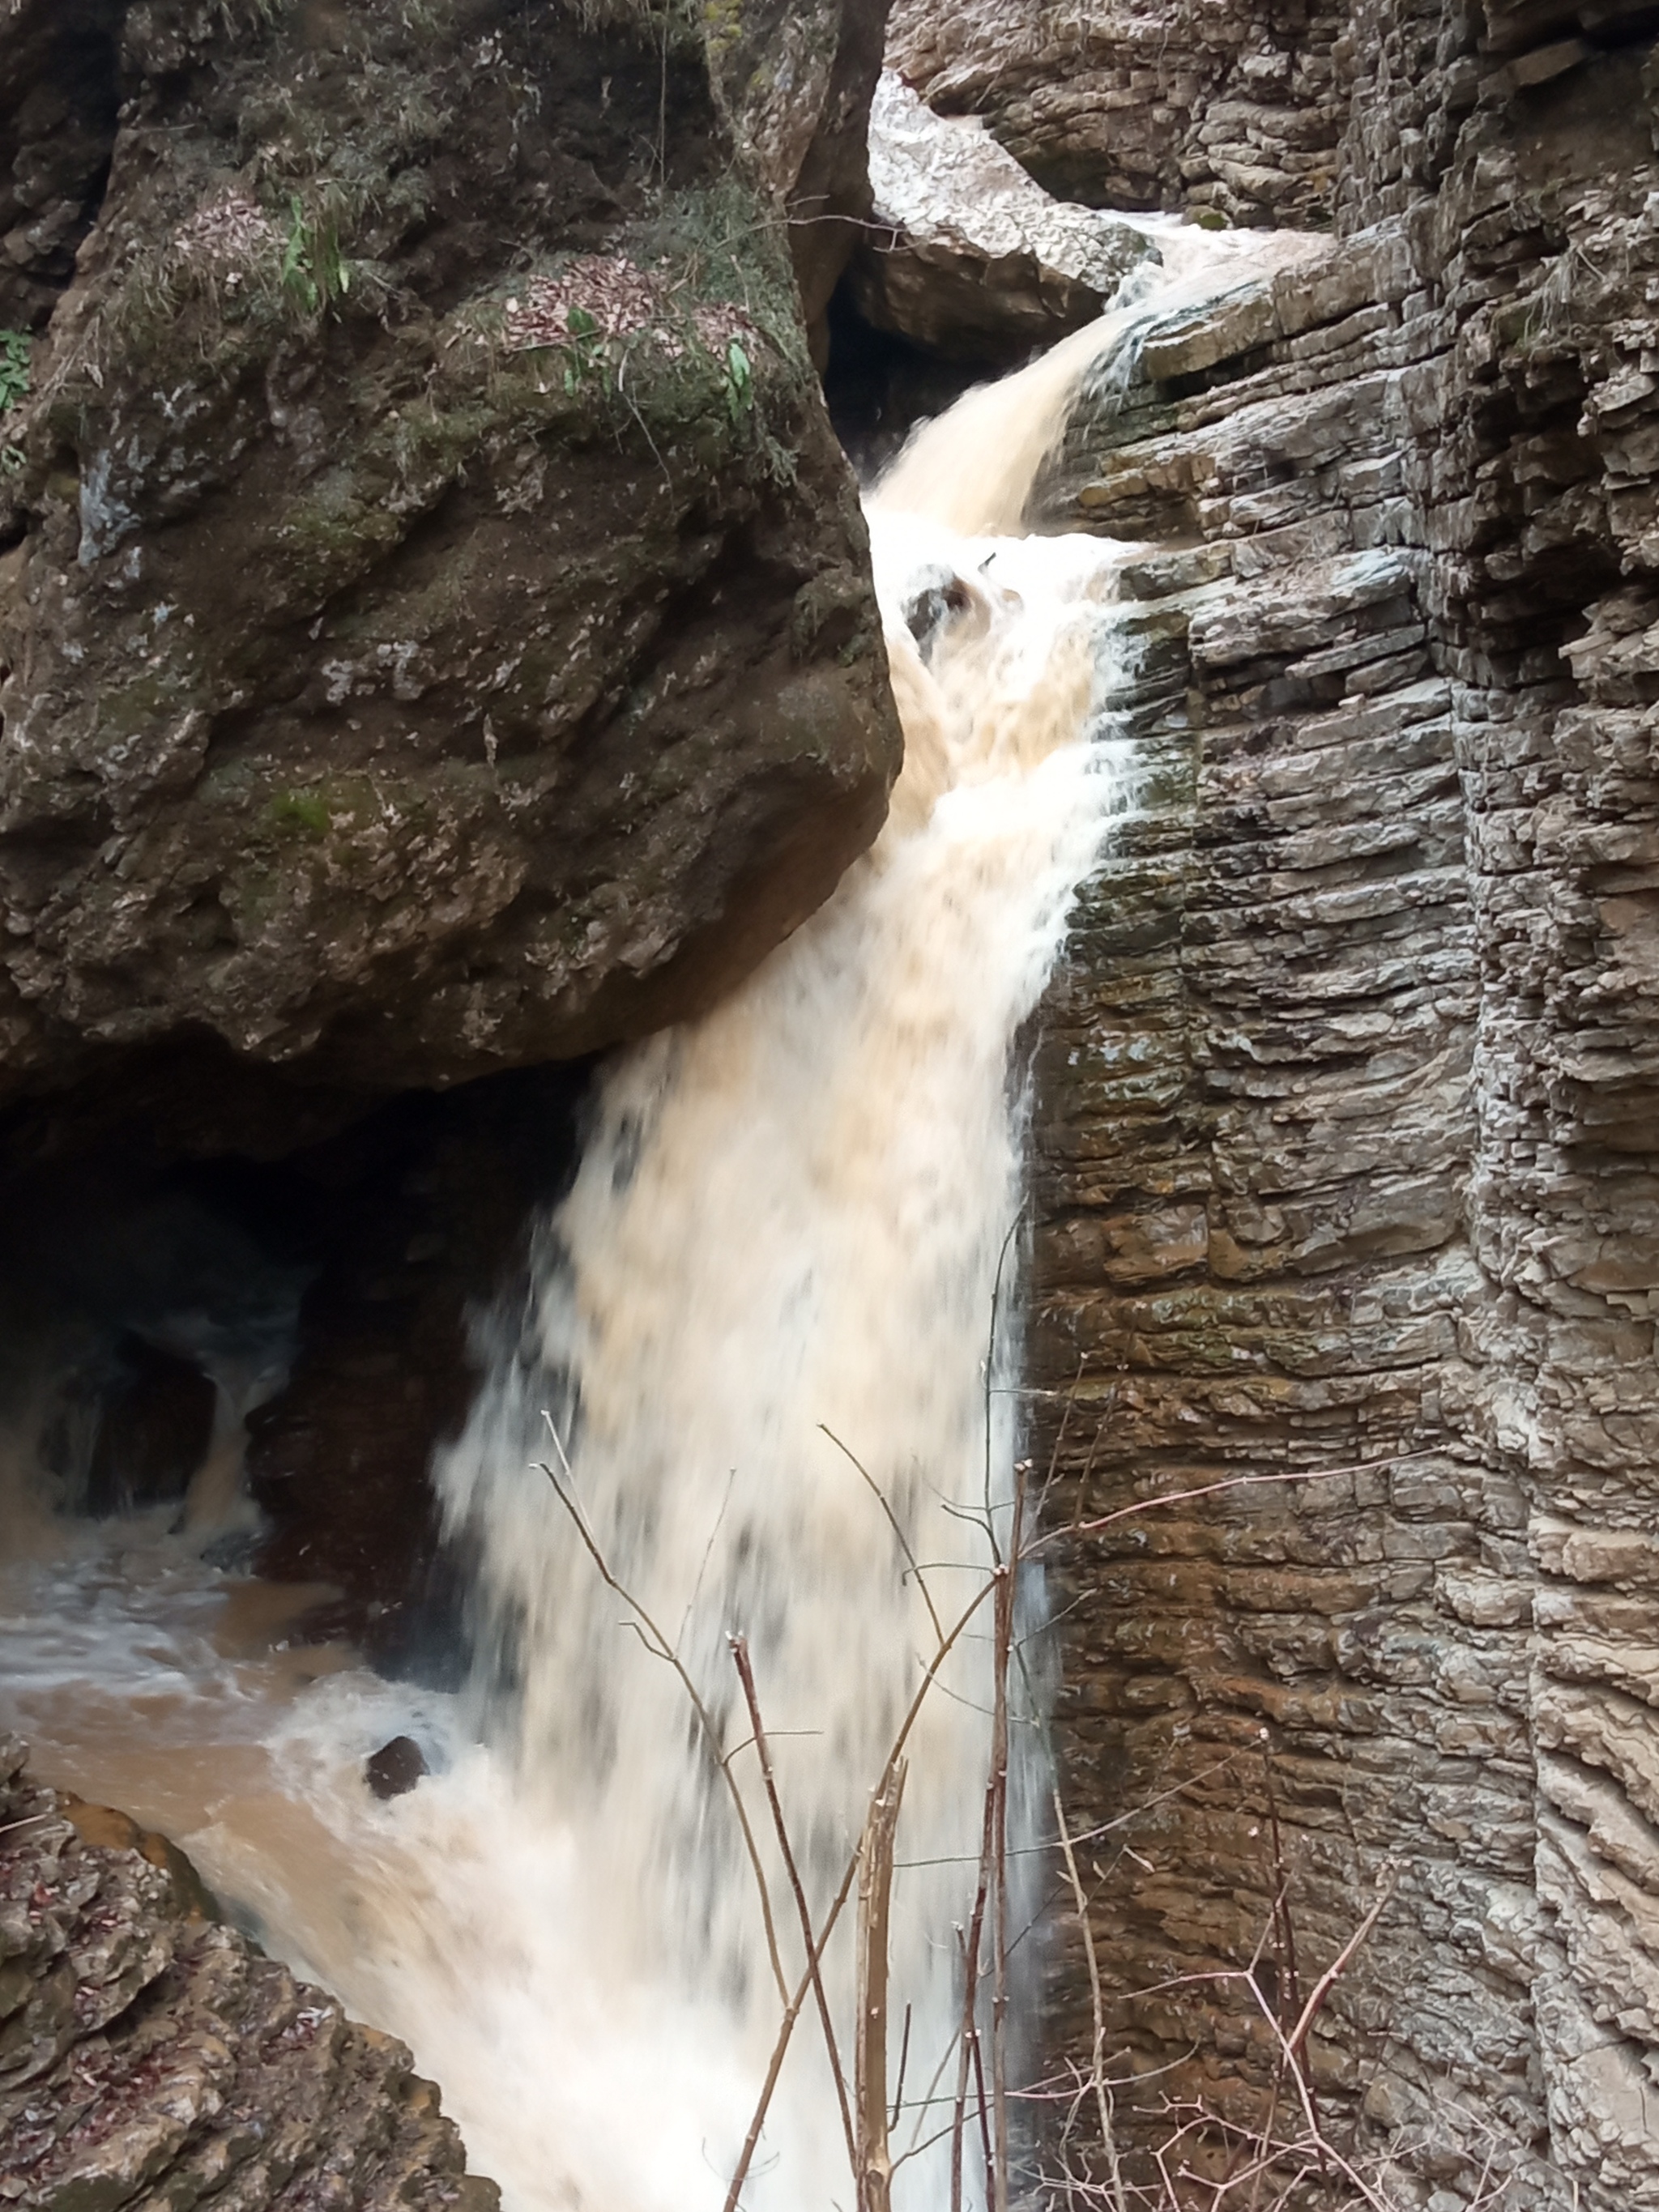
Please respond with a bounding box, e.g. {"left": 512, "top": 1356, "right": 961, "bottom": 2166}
{"left": 847, "top": 72, "right": 1153, "bottom": 360}
{"left": 0, "top": 0, "right": 123, "bottom": 332}
{"left": 0, "top": 1736, "right": 497, "bottom": 2210}
{"left": 1014, "top": 5, "right": 1659, "bottom": 2207}
{"left": 887, "top": 0, "right": 1354, "bottom": 228}
{"left": 710, "top": 0, "right": 893, "bottom": 338}
{"left": 0, "top": 0, "right": 902, "bottom": 1115}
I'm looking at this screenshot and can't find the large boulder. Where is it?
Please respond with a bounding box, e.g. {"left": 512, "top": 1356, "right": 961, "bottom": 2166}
{"left": 0, "top": 1736, "right": 497, "bottom": 2209}
{"left": 886, "top": 0, "right": 1354, "bottom": 228}
{"left": 847, "top": 71, "right": 1154, "bottom": 360}
{"left": 0, "top": 0, "right": 902, "bottom": 1120}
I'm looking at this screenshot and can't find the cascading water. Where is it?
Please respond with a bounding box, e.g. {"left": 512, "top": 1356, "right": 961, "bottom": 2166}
{"left": 411, "top": 514, "right": 1135, "bottom": 2210}
{"left": 181, "top": 478, "right": 1140, "bottom": 2212}
{"left": 0, "top": 238, "right": 1305, "bottom": 2211}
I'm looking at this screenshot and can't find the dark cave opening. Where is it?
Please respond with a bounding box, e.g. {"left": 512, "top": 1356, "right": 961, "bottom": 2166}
{"left": 0, "top": 1052, "right": 591, "bottom": 1682}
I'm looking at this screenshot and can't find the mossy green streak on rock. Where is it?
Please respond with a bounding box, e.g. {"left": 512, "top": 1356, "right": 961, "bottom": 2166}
{"left": 0, "top": 0, "right": 899, "bottom": 1112}
{"left": 267, "top": 788, "right": 334, "bottom": 838}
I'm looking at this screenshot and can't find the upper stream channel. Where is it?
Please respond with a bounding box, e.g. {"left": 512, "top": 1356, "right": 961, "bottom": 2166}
{"left": 0, "top": 225, "right": 1315, "bottom": 2212}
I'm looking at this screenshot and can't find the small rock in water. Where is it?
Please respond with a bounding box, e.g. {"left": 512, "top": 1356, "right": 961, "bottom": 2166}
{"left": 365, "top": 1735, "right": 428, "bottom": 1800}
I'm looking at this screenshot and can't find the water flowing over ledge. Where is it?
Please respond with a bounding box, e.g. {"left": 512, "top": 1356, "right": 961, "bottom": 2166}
{"left": 0, "top": 229, "right": 1315, "bottom": 2212}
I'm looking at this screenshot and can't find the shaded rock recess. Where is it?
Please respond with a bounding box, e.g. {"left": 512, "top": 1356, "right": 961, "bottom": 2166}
{"left": 1014, "top": 4, "right": 1659, "bottom": 2208}
{"left": 0, "top": 1737, "right": 498, "bottom": 2211}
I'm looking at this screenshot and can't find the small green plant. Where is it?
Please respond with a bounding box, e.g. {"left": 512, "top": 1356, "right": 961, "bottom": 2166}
{"left": 0, "top": 330, "right": 31, "bottom": 412}
{"left": 560, "top": 305, "right": 610, "bottom": 395}
{"left": 280, "top": 195, "right": 351, "bottom": 315}
{"left": 722, "top": 337, "right": 753, "bottom": 424}
{"left": 268, "top": 786, "right": 333, "bottom": 837}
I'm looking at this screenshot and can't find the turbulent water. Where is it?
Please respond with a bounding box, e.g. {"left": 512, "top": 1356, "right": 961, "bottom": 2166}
{"left": 0, "top": 240, "right": 1305, "bottom": 2211}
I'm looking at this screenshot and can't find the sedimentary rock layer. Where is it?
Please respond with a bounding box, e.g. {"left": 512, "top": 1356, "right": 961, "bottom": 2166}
{"left": 888, "top": 0, "right": 1354, "bottom": 227}
{"left": 1021, "top": 6, "right": 1659, "bottom": 2206}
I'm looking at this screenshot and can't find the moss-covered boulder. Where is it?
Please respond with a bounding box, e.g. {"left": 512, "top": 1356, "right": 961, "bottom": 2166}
{"left": 0, "top": 0, "right": 900, "bottom": 1110}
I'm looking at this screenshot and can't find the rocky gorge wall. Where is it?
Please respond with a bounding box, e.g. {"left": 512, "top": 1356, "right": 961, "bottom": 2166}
{"left": 7, "top": 2, "right": 1659, "bottom": 2208}
{"left": 1014, "top": 4, "right": 1659, "bottom": 2206}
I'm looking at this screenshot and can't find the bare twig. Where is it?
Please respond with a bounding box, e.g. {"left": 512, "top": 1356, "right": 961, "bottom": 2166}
{"left": 855, "top": 1760, "right": 909, "bottom": 2212}
{"left": 730, "top": 1632, "right": 858, "bottom": 2181}
{"left": 1035, "top": 1455, "right": 1439, "bottom": 1558}
{"left": 890, "top": 2003, "right": 913, "bottom": 2134}
{"left": 537, "top": 1417, "right": 789, "bottom": 2007}
{"left": 727, "top": 1568, "right": 1004, "bottom": 2212}
{"left": 1286, "top": 1865, "right": 1398, "bottom": 2067}
{"left": 987, "top": 1465, "right": 1024, "bottom": 2212}
{"left": 1053, "top": 1786, "right": 1127, "bottom": 2212}
{"left": 820, "top": 1422, "right": 945, "bottom": 1647}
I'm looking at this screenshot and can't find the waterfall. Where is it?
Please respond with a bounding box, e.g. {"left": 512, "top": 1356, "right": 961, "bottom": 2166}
{"left": 0, "top": 300, "right": 1186, "bottom": 2212}
{"left": 207, "top": 462, "right": 1141, "bottom": 2208}
{"left": 413, "top": 511, "right": 1135, "bottom": 2210}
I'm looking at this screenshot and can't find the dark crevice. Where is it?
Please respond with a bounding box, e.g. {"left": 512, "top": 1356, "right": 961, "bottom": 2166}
{"left": 822, "top": 273, "right": 1016, "bottom": 478}
{"left": 0, "top": 0, "right": 126, "bottom": 332}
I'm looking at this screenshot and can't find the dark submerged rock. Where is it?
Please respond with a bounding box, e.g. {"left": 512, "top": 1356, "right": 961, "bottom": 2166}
{"left": 366, "top": 1735, "right": 429, "bottom": 1801}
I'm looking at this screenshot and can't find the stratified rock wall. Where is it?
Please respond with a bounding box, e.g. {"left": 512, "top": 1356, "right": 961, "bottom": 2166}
{"left": 0, "top": 1737, "right": 497, "bottom": 2211}
{"left": 1018, "top": 5, "right": 1659, "bottom": 2206}
{"left": 887, "top": 0, "right": 1355, "bottom": 227}
{"left": 0, "top": 0, "right": 902, "bottom": 1120}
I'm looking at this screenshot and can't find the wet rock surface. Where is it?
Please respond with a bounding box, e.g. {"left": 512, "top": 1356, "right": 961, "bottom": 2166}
{"left": 365, "top": 1736, "right": 429, "bottom": 1801}
{"left": 0, "top": 0, "right": 902, "bottom": 1119}
{"left": 0, "top": 1736, "right": 497, "bottom": 2211}
{"left": 847, "top": 72, "right": 1153, "bottom": 360}
{"left": 240, "top": 1060, "right": 588, "bottom": 1668}
{"left": 1020, "top": 6, "right": 1659, "bottom": 2206}
{"left": 710, "top": 0, "right": 893, "bottom": 345}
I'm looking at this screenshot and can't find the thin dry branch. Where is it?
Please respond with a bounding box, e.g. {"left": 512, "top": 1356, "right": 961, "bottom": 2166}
{"left": 725, "top": 1564, "right": 1005, "bottom": 2212}
{"left": 820, "top": 1422, "right": 946, "bottom": 1647}
{"left": 729, "top": 1632, "right": 858, "bottom": 2180}
{"left": 1053, "top": 1786, "right": 1127, "bottom": 2212}
{"left": 537, "top": 1417, "right": 790, "bottom": 2007}
{"left": 855, "top": 1760, "right": 909, "bottom": 2212}
{"left": 1037, "top": 1455, "right": 1441, "bottom": 1558}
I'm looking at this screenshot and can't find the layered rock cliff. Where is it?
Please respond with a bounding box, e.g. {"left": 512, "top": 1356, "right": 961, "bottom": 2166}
{"left": 1015, "top": 5, "right": 1659, "bottom": 2206}
{"left": 887, "top": 0, "right": 1354, "bottom": 228}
